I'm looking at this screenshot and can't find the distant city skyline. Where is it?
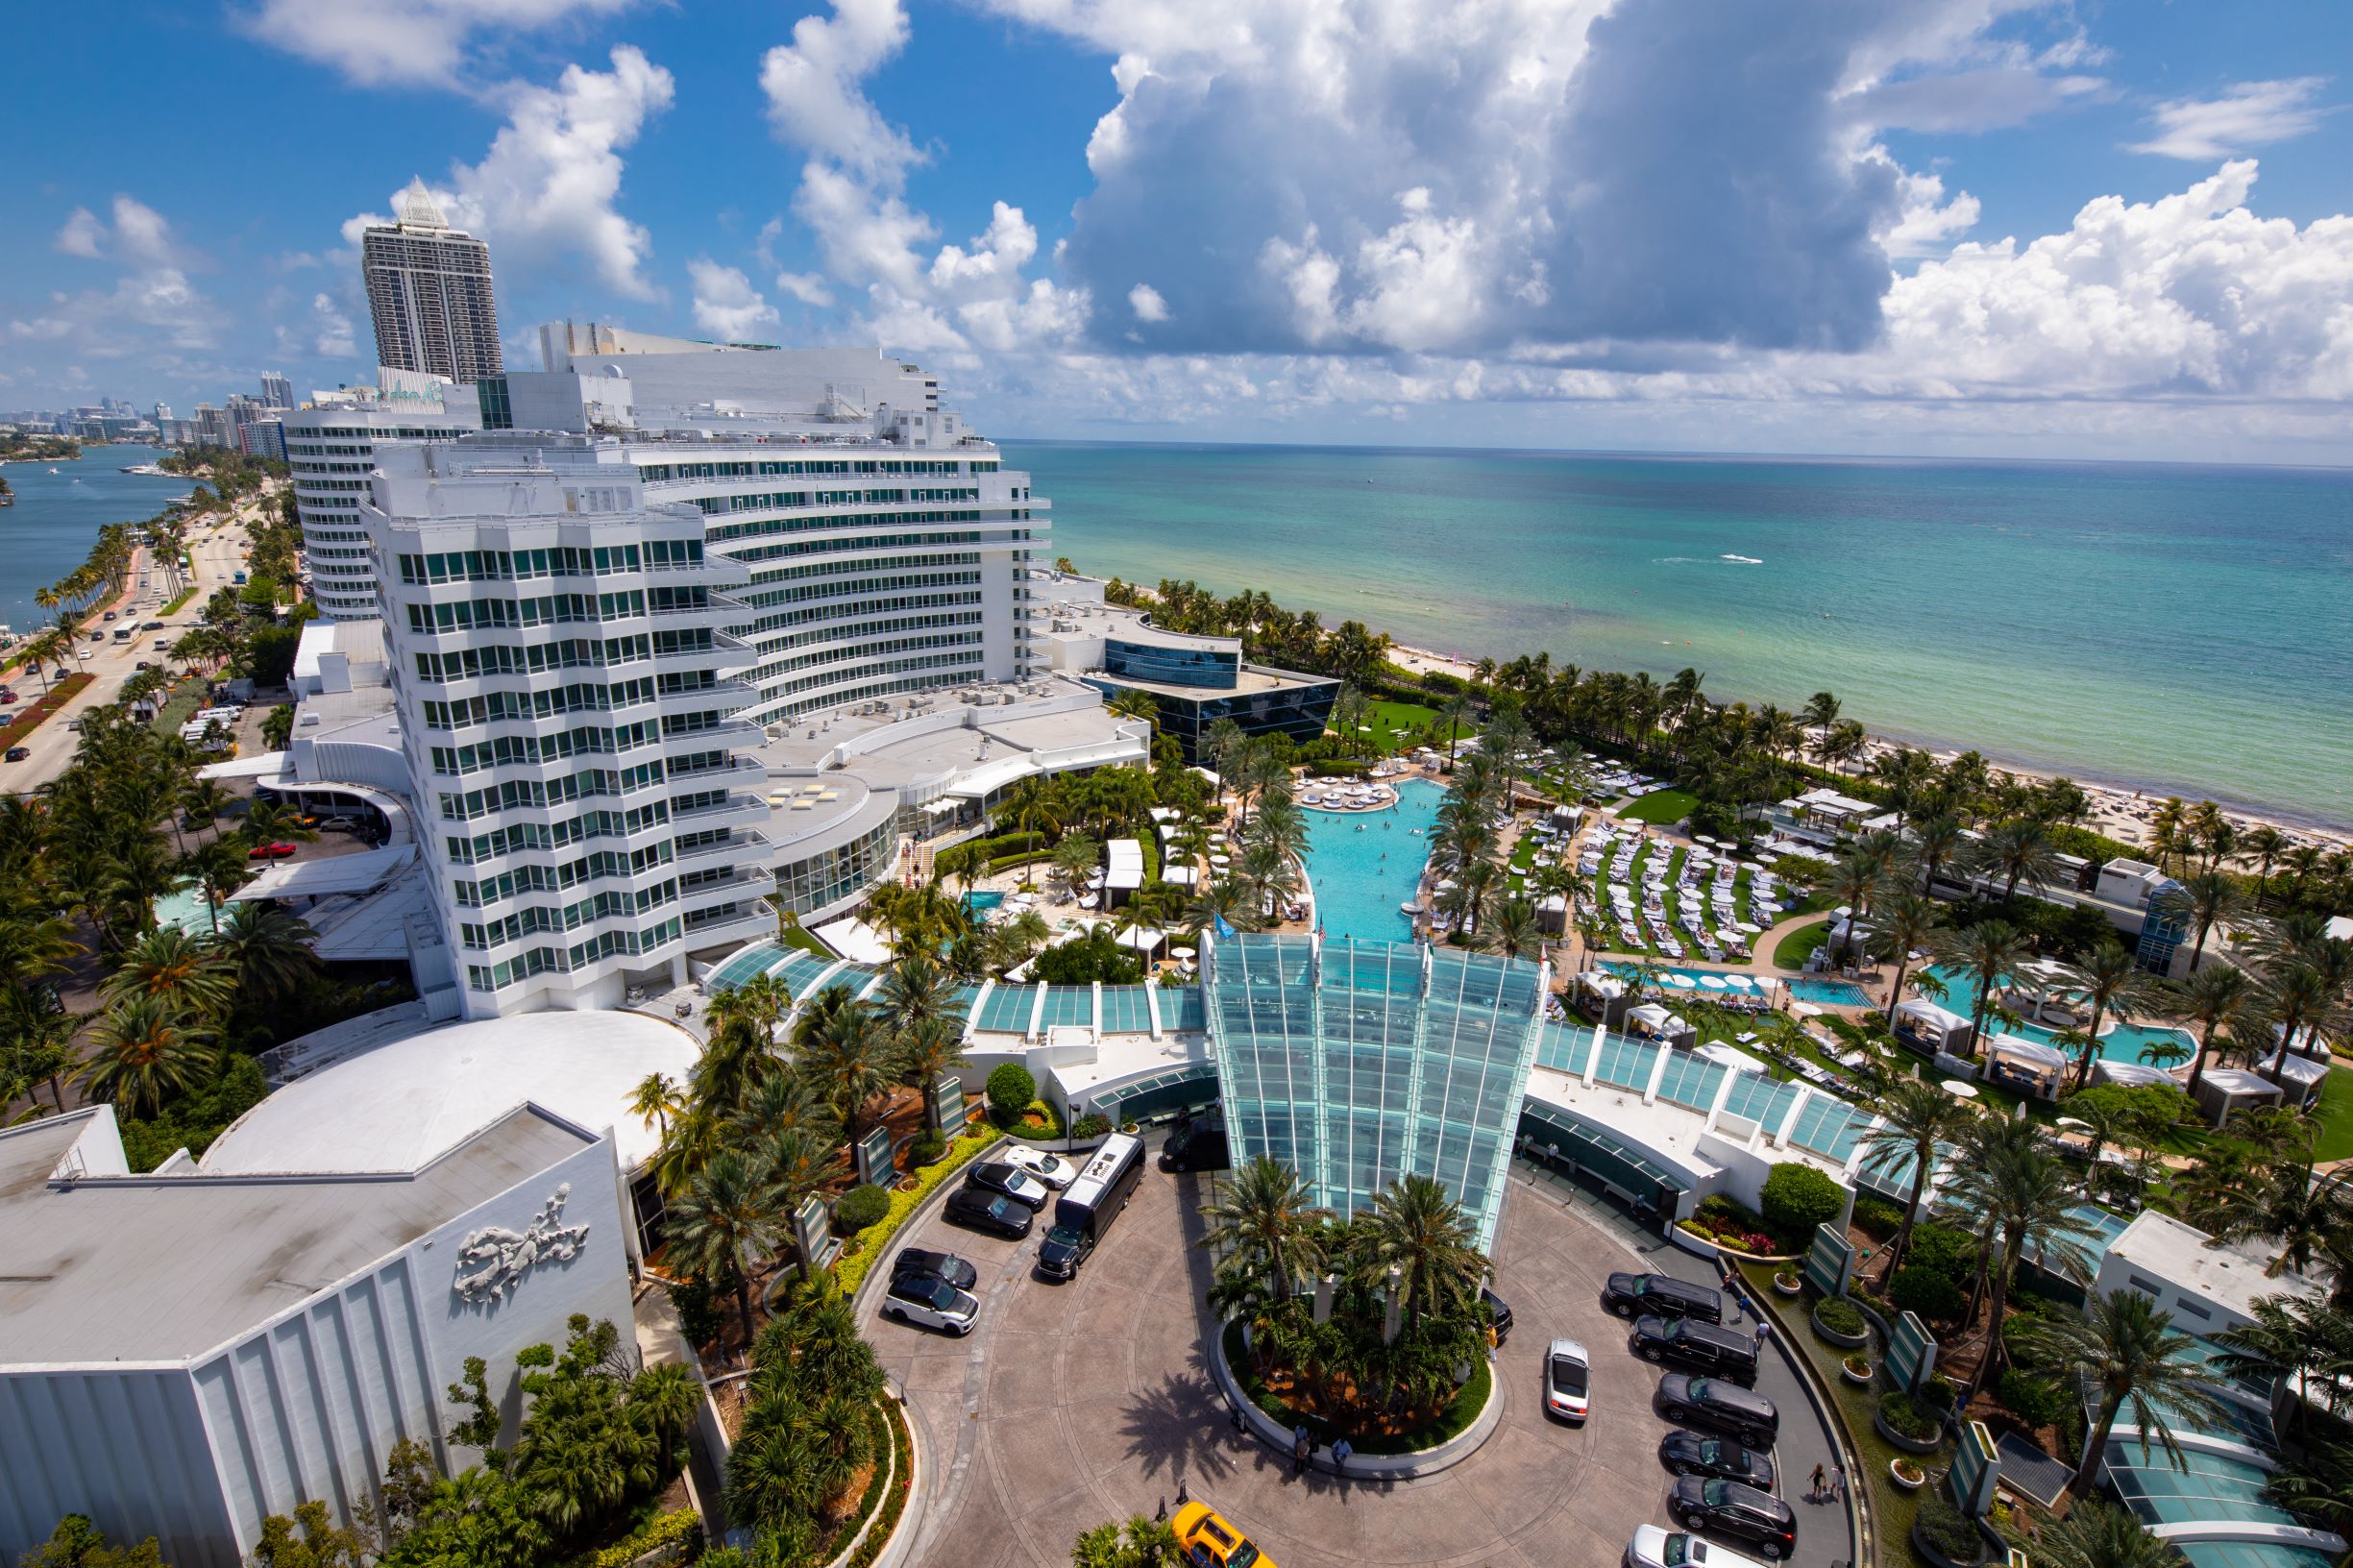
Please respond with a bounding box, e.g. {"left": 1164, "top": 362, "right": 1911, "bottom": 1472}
{"left": 3, "top": 2, "right": 2351, "bottom": 462}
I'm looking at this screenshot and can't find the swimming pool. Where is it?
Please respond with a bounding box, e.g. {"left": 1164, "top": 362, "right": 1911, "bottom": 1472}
{"left": 963, "top": 890, "right": 1007, "bottom": 920}
{"left": 1300, "top": 778, "right": 1444, "bottom": 940}
{"left": 1787, "top": 976, "right": 1872, "bottom": 1006}
{"left": 1601, "top": 960, "right": 1783, "bottom": 1000}
{"left": 1924, "top": 966, "right": 2197, "bottom": 1063}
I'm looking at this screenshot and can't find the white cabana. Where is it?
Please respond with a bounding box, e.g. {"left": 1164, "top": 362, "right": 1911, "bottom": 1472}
{"left": 1118, "top": 926, "right": 1168, "bottom": 955}
{"left": 2193, "top": 1067, "right": 2284, "bottom": 1127}
{"left": 1694, "top": 1041, "right": 1769, "bottom": 1076}
{"left": 2256, "top": 1050, "right": 2330, "bottom": 1110}
{"left": 1984, "top": 1033, "right": 2068, "bottom": 1098}
{"left": 1626, "top": 1003, "right": 1698, "bottom": 1047}
{"left": 2093, "top": 1059, "right": 2178, "bottom": 1090}
{"left": 1893, "top": 998, "right": 1975, "bottom": 1056}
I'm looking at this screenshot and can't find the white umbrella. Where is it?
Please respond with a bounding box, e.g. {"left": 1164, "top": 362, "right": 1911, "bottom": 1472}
{"left": 1694, "top": 835, "right": 1719, "bottom": 845}
{"left": 1738, "top": 921, "right": 1763, "bottom": 934}
{"left": 1666, "top": 973, "right": 1698, "bottom": 989}
{"left": 1943, "top": 1079, "right": 1982, "bottom": 1100}
{"left": 1169, "top": 944, "right": 1196, "bottom": 958}
{"left": 1790, "top": 1000, "right": 1823, "bottom": 1017}
{"left": 1698, "top": 974, "right": 1728, "bottom": 990}
{"left": 1720, "top": 974, "right": 1754, "bottom": 991}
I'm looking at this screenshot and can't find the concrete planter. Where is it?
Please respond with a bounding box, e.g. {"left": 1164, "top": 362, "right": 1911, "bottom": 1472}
{"left": 1207, "top": 1320, "right": 1502, "bottom": 1480}
{"left": 1889, "top": 1458, "right": 1926, "bottom": 1492}
{"left": 1810, "top": 1305, "right": 1871, "bottom": 1350}
{"left": 1841, "top": 1356, "right": 1875, "bottom": 1386}
{"left": 1772, "top": 1272, "right": 1803, "bottom": 1296}
{"left": 1874, "top": 1404, "right": 1945, "bottom": 1455}
{"left": 1911, "top": 1518, "right": 1990, "bottom": 1568}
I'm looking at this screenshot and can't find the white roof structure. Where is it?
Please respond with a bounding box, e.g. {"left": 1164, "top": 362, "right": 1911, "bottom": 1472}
{"left": 1694, "top": 1041, "right": 1769, "bottom": 1076}
{"left": 1106, "top": 838, "right": 1145, "bottom": 891}
{"left": 230, "top": 844, "right": 415, "bottom": 901}
{"left": 201, "top": 1011, "right": 699, "bottom": 1176}
{"left": 813, "top": 917, "right": 893, "bottom": 965}
{"left": 2094, "top": 1059, "right": 2177, "bottom": 1088}
{"left": 1986, "top": 1033, "right": 2067, "bottom": 1069}
{"left": 2103, "top": 1209, "right": 2321, "bottom": 1322}
{"left": 1895, "top": 998, "right": 1971, "bottom": 1035}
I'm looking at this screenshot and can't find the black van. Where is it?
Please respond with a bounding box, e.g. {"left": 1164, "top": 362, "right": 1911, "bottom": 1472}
{"left": 1655, "top": 1375, "right": 1778, "bottom": 1447}
{"left": 1631, "top": 1317, "right": 1760, "bottom": 1384}
{"left": 1603, "top": 1271, "right": 1723, "bottom": 1323}
{"left": 1159, "top": 1109, "right": 1229, "bottom": 1172}
{"left": 1039, "top": 1132, "right": 1145, "bottom": 1280}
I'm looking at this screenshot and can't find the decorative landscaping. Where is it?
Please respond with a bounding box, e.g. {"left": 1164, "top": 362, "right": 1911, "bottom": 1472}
{"left": 1221, "top": 1319, "right": 1493, "bottom": 1457}
{"left": 1811, "top": 1296, "right": 1871, "bottom": 1348}
{"left": 0, "top": 672, "right": 93, "bottom": 749}
{"left": 831, "top": 1123, "right": 1003, "bottom": 1299}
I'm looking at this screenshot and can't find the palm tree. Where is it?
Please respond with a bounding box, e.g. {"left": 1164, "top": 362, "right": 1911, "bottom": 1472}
{"left": 2023, "top": 1498, "right": 2185, "bottom": 1568}
{"left": 665, "top": 1150, "right": 783, "bottom": 1346}
{"left": 2264, "top": 1439, "right": 2353, "bottom": 1538}
{"left": 1106, "top": 688, "right": 1159, "bottom": 728}
{"left": 178, "top": 838, "right": 250, "bottom": 934}
{"left": 1870, "top": 891, "right": 1946, "bottom": 1025}
{"left": 101, "top": 924, "right": 234, "bottom": 1017}
{"left": 1050, "top": 833, "right": 1099, "bottom": 900}
{"left": 1938, "top": 919, "right": 2032, "bottom": 1051}
{"left": 2214, "top": 1165, "right": 2353, "bottom": 1289}
{"left": 797, "top": 997, "right": 894, "bottom": 1140}
{"left": 1183, "top": 877, "right": 1258, "bottom": 939}
{"left": 2240, "top": 825, "right": 2288, "bottom": 910}
{"left": 1, "top": 984, "right": 82, "bottom": 1114}
{"left": 1196, "top": 1156, "right": 1331, "bottom": 1300}
{"left": 1944, "top": 1116, "right": 2099, "bottom": 1396}
{"left": 2018, "top": 1287, "right": 2227, "bottom": 1502}
{"left": 2062, "top": 939, "right": 2167, "bottom": 1090}
{"left": 1472, "top": 895, "right": 1542, "bottom": 960}
{"left": 1858, "top": 1078, "right": 1975, "bottom": 1277}
{"left": 629, "top": 1072, "right": 684, "bottom": 1141}
{"left": 1353, "top": 1172, "right": 1488, "bottom": 1325}
{"left": 1435, "top": 692, "right": 1476, "bottom": 765}
{"left": 2156, "top": 871, "right": 2249, "bottom": 974}
{"left": 2170, "top": 963, "right": 2254, "bottom": 1098}
{"left": 1907, "top": 813, "right": 1967, "bottom": 895}
{"left": 753, "top": 1125, "right": 841, "bottom": 1228}
{"left": 1973, "top": 816, "right": 2063, "bottom": 902}
{"left": 2212, "top": 1294, "right": 2353, "bottom": 1435}
{"left": 895, "top": 1014, "right": 968, "bottom": 1132}
{"left": 211, "top": 900, "right": 318, "bottom": 1008}
{"left": 82, "top": 995, "right": 218, "bottom": 1119}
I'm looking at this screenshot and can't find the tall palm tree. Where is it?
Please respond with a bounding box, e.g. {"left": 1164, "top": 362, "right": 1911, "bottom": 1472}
{"left": 82, "top": 995, "right": 218, "bottom": 1119}
{"left": 210, "top": 900, "right": 318, "bottom": 1008}
{"left": 895, "top": 1015, "right": 968, "bottom": 1132}
{"left": 1353, "top": 1172, "right": 1488, "bottom": 1325}
{"left": 665, "top": 1150, "right": 782, "bottom": 1346}
{"left": 2212, "top": 1293, "right": 2353, "bottom": 1435}
{"left": 1196, "top": 1156, "right": 1331, "bottom": 1300}
{"left": 2240, "top": 825, "right": 2288, "bottom": 910}
{"left": 1472, "top": 895, "right": 1542, "bottom": 960}
{"left": 178, "top": 838, "right": 250, "bottom": 934}
{"left": 1183, "top": 877, "right": 1259, "bottom": 939}
{"left": 101, "top": 924, "right": 234, "bottom": 1017}
{"left": 797, "top": 997, "right": 894, "bottom": 1140}
{"left": 753, "top": 1125, "right": 841, "bottom": 1226}
{"left": 2023, "top": 1498, "right": 2186, "bottom": 1568}
{"left": 1945, "top": 1116, "right": 2098, "bottom": 1396}
{"left": 2018, "top": 1288, "right": 2227, "bottom": 1502}
{"left": 1870, "top": 891, "right": 1946, "bottom": 1024}
{"left": 2214, "top": 1165, "right": 2353, "bottom": 1290}
{"left": 628, "top": 1072, "right": 684, "bottom": 1141}
{"left": 1938, "top": 919, "right": 2033, "bottom": 1051}
{"left": 1907, "top": 813, "right": 1967, "bottom": 895}
{"left": 2169, "top": 962, "right": 2254, "bottom": 1098}
{"left": 1858, "top": 1077, "right": 1975, "bottom": 1277}
{"left": 2156, "top": 871, "right": 2249, "bottom": 974}
{"left": 2063, "top": 939, "right": 2167, "bottom": 1090}
{"left": 1973, "top": 816, "right": 2063, "bottom": 902}
{"left": 1, "top": 984, "right": 82, "bottom": 1114}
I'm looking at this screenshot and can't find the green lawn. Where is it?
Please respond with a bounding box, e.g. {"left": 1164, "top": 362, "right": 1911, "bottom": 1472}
{"left": 1615, "top": 787, "right": 1697, "bottom": 824}
{"left": 1348, "top": 698, "right": 1456, "bottom": 756}
{"left": 1771, "top": 918, "right": 1830, "bottom": 970}
{"left": 2311, "top": 1065, "right": 2353, "bottom": 1162}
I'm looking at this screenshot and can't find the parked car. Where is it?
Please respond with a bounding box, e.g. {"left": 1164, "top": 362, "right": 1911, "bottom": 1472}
{"left": 1658, "top": 1432, "right": 1776, "bottom": 1491}
{"left": 1000, "top": 1144, "right": 1078, "bottom": 1189}
{"left": 1669, "top": 1477, "right": 1796, "bottom": 1561}
{"left": 966, "top": 1160, "right": 1050, "bottom": 1210}
{"left": 1632, "top": 1317, "right": 1759, "bottom": 1384}
{"left": 4, "top": 747, "right": 29, "bottom": 763}
{"left": 102, "top": 610, "right": 116, "bottom": 622}
{"left": 880, "top": 1270, "right": 979, "bottom": 1335}
{"left": 318, "top": 816, "right": 360, "bottom": 833}
{"left": 247, "top": 841, "right": 298, "bottom": 860}
{"left": 1624, "top": 1526, "right": 1775, "bottom": 1568}
{"left": 1173, "top": 1503, "right": 1278, "bottom": 1568}
{"left": 1654, "top": 1376, "right": 1777, "bottom": 1448}
{"left": 1483, "top": 1286, "right": 1514, "bottom": 1346}
{"left": 1543, "top": 1337, "right": 1590, "bottom": 1422}
{"left": 1604, "top": 1272, "right": 1723, "bottom": 1323}
{"left": 944, "top": 1185, "right": 1033, "bottom": 1238}
{"left": 890, "top": 1247, "right": 977, "bottom": 1292}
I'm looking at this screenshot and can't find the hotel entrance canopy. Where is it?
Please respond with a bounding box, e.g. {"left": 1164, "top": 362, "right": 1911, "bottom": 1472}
{"left": 1204, "top": 933, "right": 1548, "bottom": 1250}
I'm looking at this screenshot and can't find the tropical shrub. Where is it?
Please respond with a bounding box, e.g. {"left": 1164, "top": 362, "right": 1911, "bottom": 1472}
{"left": 1877, "top": 1389, "right": 1941, "bottom": 1440}
{"left": 1851, "top": 1195, "right": 1904, "bottom": 1241}
{"left": 1905, "top": 1220, "right": 1979, "bottom": 1286}
{"left": 1072, "top": 1112, "right": 1112, "bottom": 1139}
{"left": 986, "top": 1064, "right": 1037, "bottom": 1121}
{"left": 1814, "top": 1298, "right": 1866, "bottom": 1337}
{"left": 1760, "top": 1162, "right": 1845, "bottom": 1248}
{"left": 833, "top": 1125, "right": 1002, "bottom": 1299}
{"left": 725, "top": 1294, "right": 887, "bottom": 1557}
{"left": 1913, "top": 1494, "right": 1987, "bottom": 1564}
{"left": 1683, "top": 1193, "right": 1779, "bottom": 1253}
{"left": 835, "top": 1184, "right": 891, "bottom": 1234}
{"left": 1890, "top": 1265, "right": 1968, "bottom": 1322}
{"left": 907, "top": 1130, "right": 946, "bottom": 1165}
{"left": 666, "top": 1278, "right": 723, "bottom": 1349}
{"left": 1996, "top": 1369, "right": 2069, "bottom": 1429}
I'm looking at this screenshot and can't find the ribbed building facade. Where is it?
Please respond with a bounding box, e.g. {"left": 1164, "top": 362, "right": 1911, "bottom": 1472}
{"left": 284, "top": 391, "right": 480, "bottom": 621}
{"left": 361, "top": 181, "right": 502, "bottom": 383}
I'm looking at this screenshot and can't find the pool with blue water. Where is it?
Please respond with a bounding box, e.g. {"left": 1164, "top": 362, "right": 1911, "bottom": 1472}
{"left": 963, "top": 890, "right": 1007, "bottom": 920}
{"left": 1924, "top": 966, "right": 2196, "bottom": 1062}
{"left": 1300, "top": 778, "right": 1444, "bottom": 940}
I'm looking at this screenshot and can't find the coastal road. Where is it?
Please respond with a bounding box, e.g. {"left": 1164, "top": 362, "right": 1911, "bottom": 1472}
{"left": 2, "top": 504, "right": 255, "bottom": 794}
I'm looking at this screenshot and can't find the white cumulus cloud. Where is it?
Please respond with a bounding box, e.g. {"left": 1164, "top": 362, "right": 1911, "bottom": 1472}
{"left": 688, "top": 259, "right": 782, "bottom": 342}
{"left": 2126, "top": 78, "right": 2335, "bottom": 160}
{"left": 1128, "top": 282, "right": 1169, "bottom": 322}
{"left": 236, "top": 0, "right": 640, "bottom": 87}
{"left": 312, "top": 293, "right": 357, "bottom": 358}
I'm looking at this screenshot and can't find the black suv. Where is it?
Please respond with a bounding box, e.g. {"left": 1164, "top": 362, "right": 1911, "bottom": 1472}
{"left": 1658, "top": 1432, "right": 1775, "bottom": 1491}
{"left": 1604, "top": 1271, "right": 1723, "bottom": 1323}
{"left": 1483, "top": 1286, "right": 1513, "bottom": 1346}
{"left": 1655, "top": 1375, "right": 1777, "bottom": 1448}
{"left": 944, "top": 1185, "right": 1034, "bottom": 1237}
{"left": 1670, "top": 1477, "right": 1797, "bottom": 1561}
{"left": 1632, "top": 1317, "right": 1759, "bottom": 1383}
{"left": 891, "top": 1247, "right": 978, "bottom": 1292}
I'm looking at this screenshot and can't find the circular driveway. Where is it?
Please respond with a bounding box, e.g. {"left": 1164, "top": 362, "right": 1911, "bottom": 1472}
{"left": 867, "top": 1157, "right": 1849, "bottom": 1568}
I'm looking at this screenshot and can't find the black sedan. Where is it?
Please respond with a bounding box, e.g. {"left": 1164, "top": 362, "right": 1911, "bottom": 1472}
{"left": 891, "top": 1246, "right": 978, "bottom": 1292}
{"left": 944, "top": 1185, "right": 1034, "bottom": 1237}
{"left": 1658, "top": 1432, "right": 1776, "bottom": 1491}
{"left": 1669, "top": 1477, "right": 1797, "bottom": 1561}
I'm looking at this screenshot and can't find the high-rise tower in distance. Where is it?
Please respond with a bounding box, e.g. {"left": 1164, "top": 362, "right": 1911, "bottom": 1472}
{"left": 361, "top": 180, "right": 502, "bottom": 383}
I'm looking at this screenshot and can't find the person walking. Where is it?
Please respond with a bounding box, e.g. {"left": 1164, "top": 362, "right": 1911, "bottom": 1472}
{"left": 1830, "top": 1463, "right": 1847, "bottom": 1503}
{"left": 1808, "top": 1463, "right": 1826, "bottom": 1503}
{"left": 1332, "top": 1436, "right": 1353, "bottom": 1473}
{"left": 1292, "top": 1424, "right": 1311, "bottom": 1476}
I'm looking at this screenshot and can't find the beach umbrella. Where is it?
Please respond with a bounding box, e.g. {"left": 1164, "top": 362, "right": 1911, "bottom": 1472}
{"left": 1666, "top": 973, "right": 1697, "bottom": 989}
{"left": 1790, "top": 1000, "right": 1823, "bottom": 1017}
{"left": 1721, "top": 974, "right": 1754, "bottom": 991}
{"left": 1942, "top": 1079, "right": 1982, "bottom": 1101}
{"left": 1698, "top": 975, "right": 1728, "bottom": 990}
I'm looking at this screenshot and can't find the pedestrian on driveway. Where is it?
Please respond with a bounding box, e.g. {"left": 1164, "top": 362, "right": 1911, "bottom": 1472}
{"left": 1292, "top": 1433, "right": 1311, "bottom": 1476}
{"left": 1830, "top": 1463, "right": 1847, "bottom": 1502}
{"left": 1754, "top": 1321, "right": 1770, "bottom": 1351}
{"left": 1808, "top": 1463, "right": 1826, "bottom": 1502}
{"left": 1333, "top": 1436, "right": 1353, "bottom": 1472}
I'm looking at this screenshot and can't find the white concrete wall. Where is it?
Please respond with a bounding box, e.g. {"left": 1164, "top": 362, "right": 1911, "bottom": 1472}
{"left": 0, "top": 1368, "right": 234, "bottom": 1568}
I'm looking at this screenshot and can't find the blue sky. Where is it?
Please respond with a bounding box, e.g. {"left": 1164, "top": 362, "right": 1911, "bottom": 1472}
{"left": 4, "top": 0, "right": 2350, "bottom": 461}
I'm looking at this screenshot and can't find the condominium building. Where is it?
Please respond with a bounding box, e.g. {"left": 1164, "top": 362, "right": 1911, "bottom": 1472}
{"left": 361, "top": 180, "right": 502, "bottom": 383}
{"left": 365, "top": 440, "right": 774, "bottom": 1014}
{"left": 258, "top": 371, "right": 293, "bottom": 410}
{"left": 284, "top": 372, "right": 481, "bottom": 621}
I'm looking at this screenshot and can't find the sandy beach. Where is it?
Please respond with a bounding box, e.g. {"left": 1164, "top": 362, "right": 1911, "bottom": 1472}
{"left": 1385, "top": 642, "right": 2352, "bottom": 856}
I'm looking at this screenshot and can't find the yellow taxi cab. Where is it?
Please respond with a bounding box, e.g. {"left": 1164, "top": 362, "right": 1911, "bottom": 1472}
{"left": 1172, "top": 1503, "right": 1275, "bottom": 1568}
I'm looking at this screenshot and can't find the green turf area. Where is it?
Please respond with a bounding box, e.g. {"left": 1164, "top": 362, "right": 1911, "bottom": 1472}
{"left": 1771, "top": 919, "right": 1829, "bottom": 970}
{"left": 1615, "top": 787, "right": 1697, "bottom": 824}
{"left": 779, "top": 921, "right": 835, "bottom": 958}
{"left": 1351, "top": 698, "right": 1453, "bottom": 755}
{"left": 147, "top": 677, "right": 208, "bottom": 736}
{"left": 2310, "top": 1065, "right": 2353, "bottom": 1162}
{"left": 159, "top": 585, "right": 197, "bottom": 616}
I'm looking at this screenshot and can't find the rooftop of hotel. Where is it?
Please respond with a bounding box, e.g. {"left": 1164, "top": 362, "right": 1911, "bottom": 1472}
{"left": 0, "top": 1105, "right": 596, "bottom": 1366}
{"left": 2108, "top": 1209, "right": 2324, "bottom": 1315}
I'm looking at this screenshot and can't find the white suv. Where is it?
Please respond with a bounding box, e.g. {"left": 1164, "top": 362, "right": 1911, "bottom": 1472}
{"left": 883, "top": 1271, "right": 980, "bottom": 1335}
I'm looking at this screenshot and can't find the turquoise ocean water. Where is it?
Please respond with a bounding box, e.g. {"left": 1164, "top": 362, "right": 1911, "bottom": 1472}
{"left": 0, "top": 443, "right": 191, "bottom": 632}
{"left": 1010, "top": 443, "right": 2353, "bottom": 830}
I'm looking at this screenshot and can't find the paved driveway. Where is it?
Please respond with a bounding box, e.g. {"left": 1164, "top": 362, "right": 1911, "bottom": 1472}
{"left": 867, "top": 1155, "right": 1854, "bottom": 1568}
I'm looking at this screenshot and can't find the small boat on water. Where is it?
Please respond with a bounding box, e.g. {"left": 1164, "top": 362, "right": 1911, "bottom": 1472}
{"left": 1721, "top": 553, "right": 1763, "bottom": 565}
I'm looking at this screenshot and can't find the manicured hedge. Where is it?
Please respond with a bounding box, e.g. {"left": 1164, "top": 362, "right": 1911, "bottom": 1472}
{"left": 573, "top": 1507, "right": 700, "bottom": 1568}
{"left": 832, "top": 1125, "right": 1002, "bottom": 1299}
{"left": 0, "top": 673, "right": 95, "bottom": 749}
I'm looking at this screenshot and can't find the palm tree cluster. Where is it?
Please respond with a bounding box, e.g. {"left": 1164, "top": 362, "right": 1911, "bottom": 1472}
{"left": 1103, "top": 578, "right": 1391, "bottom": 686}
{"left": 723, "top": 1288, "right": 890, "bottom": 1563}
{"left": 1200, "top": 1159, "right": 1492, "bottom": 1428}
{"left": 653, "top": 951, "right": 969, "bottom": 1346}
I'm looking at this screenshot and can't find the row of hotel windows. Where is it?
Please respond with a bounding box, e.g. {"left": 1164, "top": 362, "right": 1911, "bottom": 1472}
{"left": 723, "top": 528, "right": 991, "bottom": 568}
{"left": 396, "top": 540, "right": 703, "bottom": 585}
{"left": 637, "top": 457, "right": 988, "bottom": 481}
{"left": 454, "top": 842, "right": 678, "bottom": 905}
{"left": 744, "top": 551, "right": 981, "bottom": 591}
{"left": 753, "top": 609, "right": 982, "bottom": 656}
{"left": 435, "top": 755, "right": 711, "bottom": 820}
{"left": 696, "top": 486, "right": 978, "bottom": 520}
{"left": 709, "top": 510, "right": 987, "bottom": 550}
{"left": 740, "top": 567, "right": 979, "bottom": 611}
{"left": 748, "top": 589, "right": 981, "bottom": 637}
{"left": 749, "top": 629, "right": 982, "bottom": 688}
{"left": 761, "top": 649, "right": 982, "bottom": 709}
{"left": 427, "top": 711, "right": 728, "bottom": 776}
{"left": 442, "top": 795, "right": 743, "bottom": 867}
{"left": 772, "top": 819, "right": 895, "bottom": 915}
{"left": 412, "top": 628, "right": 714, "bottom": 683}
{"left": 402, "top": 585, "right": 712, "bottom": 634}
{"left": 421, "top": 674, "right": 728, "bottom": 730}
{"left": 464, "top": 915, "right": 687, "bottom": 992}
{"left": 460, "top": 878, "right": 681, "bottom": 949}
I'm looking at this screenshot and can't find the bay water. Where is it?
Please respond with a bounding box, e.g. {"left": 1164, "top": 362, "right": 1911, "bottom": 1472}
{"left": 0, "top": 443, "right": 192, "bottom": 633}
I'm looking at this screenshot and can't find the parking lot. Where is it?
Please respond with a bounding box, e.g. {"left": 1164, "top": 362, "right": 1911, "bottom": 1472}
{"left": 866, "top": 1151, "right": 1854, "bottom": 1568}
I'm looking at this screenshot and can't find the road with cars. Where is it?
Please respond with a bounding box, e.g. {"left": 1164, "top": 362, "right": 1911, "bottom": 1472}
{"left": 2, "top": 504, "right": 255, "bottom": 792}
{"left": 860, "top": 1144, "right": 1856, "bottom": 1568}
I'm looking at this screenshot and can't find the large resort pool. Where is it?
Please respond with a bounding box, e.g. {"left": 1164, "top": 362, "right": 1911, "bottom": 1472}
{"left": 1300, "top": 777, "right": 1444, "bottom": 941}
